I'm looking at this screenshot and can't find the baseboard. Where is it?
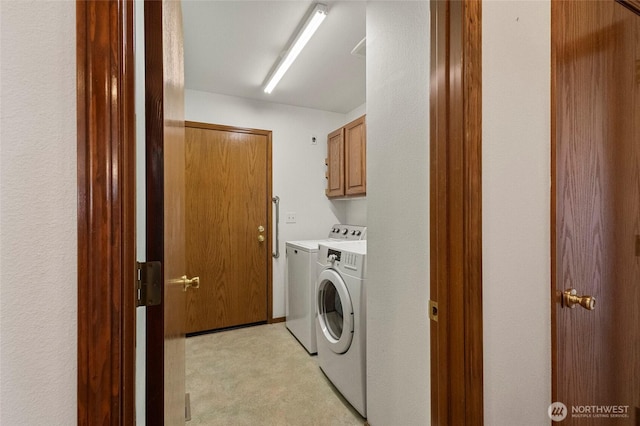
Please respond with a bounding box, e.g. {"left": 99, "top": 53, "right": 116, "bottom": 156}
{"left": 186, "top": 321, "right": 267, "bottom": 337}
{"left": 270, "top": 316, "right": 285, "bottom": 323}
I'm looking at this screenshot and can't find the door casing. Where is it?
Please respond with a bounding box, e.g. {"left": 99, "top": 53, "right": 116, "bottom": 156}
{"left": 76, "top": 1, "right": 136, "bottom": 423}
{"left": 430, "top": 0, "right": 483, "bottom": 425}
{"left": 76, "top": 0, "right": 484, "bottom": 423}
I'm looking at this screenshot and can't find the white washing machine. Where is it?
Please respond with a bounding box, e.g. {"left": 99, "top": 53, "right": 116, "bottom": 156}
{"left": 286, "top": 225, "right": 366, "bottom": 355}
{"left": 315, "top": 240, "right": 367, "bottom": 417}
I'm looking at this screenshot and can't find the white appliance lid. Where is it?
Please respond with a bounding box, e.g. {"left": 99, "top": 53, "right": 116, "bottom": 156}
{"left": 286, "top": 240, "right": 327, "bottom": 252}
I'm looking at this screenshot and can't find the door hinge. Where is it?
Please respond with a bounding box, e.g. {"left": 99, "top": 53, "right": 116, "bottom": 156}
{"left": 429, "top": 300, "right": 439, "bottom": 322}
{"left": 136, "top": 261, "right": 162, "bottom": 307}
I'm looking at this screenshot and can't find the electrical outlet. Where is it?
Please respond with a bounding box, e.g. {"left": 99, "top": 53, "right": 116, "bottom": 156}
{"left": 286, "top": 212, "right": 297, "bottom": 223}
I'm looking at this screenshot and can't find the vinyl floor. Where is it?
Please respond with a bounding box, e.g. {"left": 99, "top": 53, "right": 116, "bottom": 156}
{"left": 186, "top": 323, "right": 366, "bottom": 426}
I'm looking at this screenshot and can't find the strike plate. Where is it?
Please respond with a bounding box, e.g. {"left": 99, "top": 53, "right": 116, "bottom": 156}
{"left": 429, "top": 300, "right": 439, "bottom": 322}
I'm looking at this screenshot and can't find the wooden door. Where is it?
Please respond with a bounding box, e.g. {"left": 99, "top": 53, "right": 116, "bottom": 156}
{"left": 345, "top": 115, "right": 366, "bottom": 196}
{"left": 185, "top": 122, "right": 272, "bottom": 334}
{"left": 326, "top": 127, "right": 345, "bottom": 197}
{"left": 553, "top": 1, "right": 640, "bottom": 424}
{"left": 144, "top": 0, "right": 187, "bottom": 424}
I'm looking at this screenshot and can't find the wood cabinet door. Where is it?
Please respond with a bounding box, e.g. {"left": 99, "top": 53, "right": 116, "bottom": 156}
{"left": 345, "top": 115, "right": 366, "bottom": 196}
{"left": 326, "top": 127, "right": 345, "bottom": 197}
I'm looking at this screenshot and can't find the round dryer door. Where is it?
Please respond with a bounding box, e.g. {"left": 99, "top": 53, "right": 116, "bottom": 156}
{"left": 316, "top": 268, "right": 354, "bottom": 354}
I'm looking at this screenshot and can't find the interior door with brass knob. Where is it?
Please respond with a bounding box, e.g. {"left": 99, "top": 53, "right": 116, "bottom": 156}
{"left": 562, "top": 289, "right": 595, "bottom": 311}
{"left": 553, "top": 1, "right": 640, "bottom": 423}
{"left": 185, "top": 122, "right": 273, "bottom": 333}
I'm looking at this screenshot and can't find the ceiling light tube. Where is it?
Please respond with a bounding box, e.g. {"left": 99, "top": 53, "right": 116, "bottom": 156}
{"left": 263, "top": 3, "right": 328, "bottom": 94}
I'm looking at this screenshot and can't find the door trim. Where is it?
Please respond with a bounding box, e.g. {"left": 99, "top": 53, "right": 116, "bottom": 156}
{"left": 185, "top": 121, "right": 274, "bottom": 324}
{"left": 430, "top": 0, "right": 483, "bottom": 424}
{"left": 550, "top": 0, "right": 559, "bottom": 407}
{"left": 76, "top": 1, "right": 136, "bottom": 424}
{"left": 76, "top": 0, "right": 483, "bottom": 423}
{"left": 617, "top": 0, "right": 640, "bottom": 16}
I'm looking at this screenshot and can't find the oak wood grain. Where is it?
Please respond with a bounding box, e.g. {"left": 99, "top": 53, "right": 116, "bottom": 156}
{"left": 345, "top": 115, "right": 367, "bottom": 196}
{"left": 144, "top": 0, "right": 187, "bottom": 424}
{"left": 326, "top": 127, "right": 345, "bottom": 197}
{"left": 553, "top": 1, "right": 640, "bottom": 424}
{"left": 430, "top": 1, "right": 483, "bottom": 425}
{"left": 185, "top": 123, "right": 271, "bottom": 333}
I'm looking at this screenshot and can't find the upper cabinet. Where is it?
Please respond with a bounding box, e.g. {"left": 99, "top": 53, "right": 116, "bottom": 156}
{"left": 344, "top": 115, "right": 366, "bottom": 196}
{"left": 326, "top": 127, "right": 345, "bottom": 197}
{"left": 325, "top": 115, "right": 366, "bottom": 198}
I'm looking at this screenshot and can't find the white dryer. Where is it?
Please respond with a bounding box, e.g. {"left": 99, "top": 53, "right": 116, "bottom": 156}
{"left": 315, "top": 240, "right": 367, "bottom": 417}
{"left": 286, "top": 225, "right": 366, "bottom": 354}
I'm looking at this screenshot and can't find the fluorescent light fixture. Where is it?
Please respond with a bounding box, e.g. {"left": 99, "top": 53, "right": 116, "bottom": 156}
{"left": 263, "top": 3, "right": 328, "bottom": 94}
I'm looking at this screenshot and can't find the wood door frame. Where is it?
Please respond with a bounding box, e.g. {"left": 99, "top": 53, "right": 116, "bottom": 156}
{"left": 185, "top": 121, "right": 274, "bottom": 326}
{"left": 550, "top": 0, "right": 559, "bottom": 408}
{"left": 76, "top": 1, "right": 136, "bottom": 424}
{"left": 76, "top": 0, "right": 483, "bottom": 423}
{"left": 430, "top": 0, "right": 483, "bottom": 424}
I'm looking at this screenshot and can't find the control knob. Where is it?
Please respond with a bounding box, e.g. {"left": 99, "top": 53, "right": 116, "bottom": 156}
{"left": 342, "top": 229, "right": 349, "bottom": 235}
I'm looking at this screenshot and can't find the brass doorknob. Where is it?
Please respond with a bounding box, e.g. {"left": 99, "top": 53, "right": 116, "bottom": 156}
{"left": 258, "top": 225, "right": 265, "bottom": 233}
{"left": 258, "top": 235, "right": 265, "bottom": 242}
{"left": 563, "top": 288, "right": 596, "bottom": 310}
{"left": 180, "top": 275, "right": 200, "bottom": 292}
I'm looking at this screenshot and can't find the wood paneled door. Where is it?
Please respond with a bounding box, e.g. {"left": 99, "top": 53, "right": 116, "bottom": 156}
{"left": 552, "top": 1, "right": 640, "bottom": 424}
{"left": 144, "top": 0, "right": 188, "bottom": 424}
{"left": 185, "top": 122, "right": 273, "bottom": 334}
{"left": 326, "top": 127, "right": 345, "bottom": 197}
{"left": 344, "top": 115, "right": 366, "bottom": 196}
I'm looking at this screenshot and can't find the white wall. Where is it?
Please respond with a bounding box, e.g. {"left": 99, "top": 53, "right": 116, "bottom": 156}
{"left": 366, "top": 3, "right": 431, "bottom": 425}
{"left": 0, "top": 1, "right": 77, "bottom": 424}
{"left": 346, "top": 102, "right": 366, "bottom": 123}
{"left": 185, "top": 90, "right": 354, "bottom": 318}
{"left": 483, "top": 1, "right": 551, "bottom": 424}
{"left": 135, "top": 1, "right": 147, "bottom": 425}
{"left": 341, "top": 197, "right": 367, "bottom": 225}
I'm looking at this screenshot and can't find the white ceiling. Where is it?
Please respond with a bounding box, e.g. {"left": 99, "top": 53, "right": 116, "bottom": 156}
{"left": 182, "top": 1, "right": 366, "bottom": 114}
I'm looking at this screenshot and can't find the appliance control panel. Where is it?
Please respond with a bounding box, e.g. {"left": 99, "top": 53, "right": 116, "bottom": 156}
{"left": 328, "top": 224, "right": 367, "bottom": 240}
{"left": 325, "top": 247, "right": 364, "bottom": 272}
{"left": 327, "top": 248, "right": 342, "bottom": 262}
